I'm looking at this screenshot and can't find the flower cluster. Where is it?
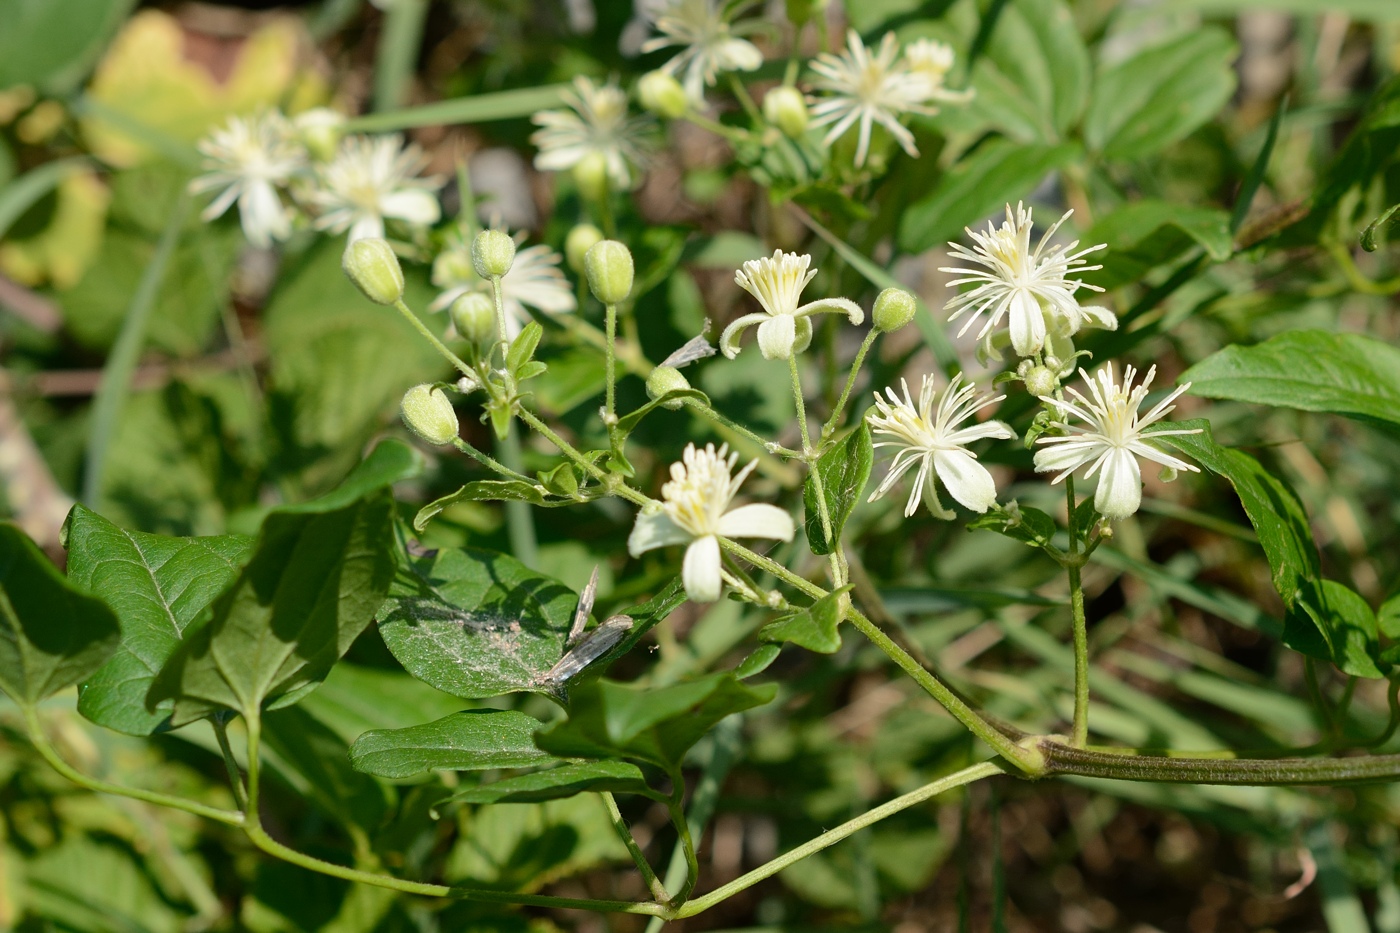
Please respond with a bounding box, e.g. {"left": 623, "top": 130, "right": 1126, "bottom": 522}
{"left": 531, "top": 76, "right": 653, "bottom": 192}
{"left": 641, "top": 0, "right": 763, "bottom": 103}
{"left": 191, "top": 108, "right": 442, "bottom": 247}
{"left": 430, "top": 227, "right": 575, "bottom": 338}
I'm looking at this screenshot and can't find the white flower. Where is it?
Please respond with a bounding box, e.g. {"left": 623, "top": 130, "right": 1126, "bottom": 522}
{"left": 430, "top": 231, "right": 576, "bottom": 338}
{"left": 941, "top": 202, "right": 1112, "bottom": 358}
{"left": 641, "top": 0, "right": 763, "bottom": 103}
{"left": 189, "top": 111, "right": 305, "bottom": 248}
{"left": 720, "top": 250, "right": 864, "bottom": 360}
{"left": 902, "top": 38, "right": 972, "bottom": 104}
{"left": 628, "top": 443, "right": 794, "bottom": 602}
{"left": 808, "top": 31, "right": 940, "bottom": 167}
{"left": 305, "top": 134, "right": 443, "bottom": 242}
{"left": 866, "top": 373, "right": 1016, "bottom": 519}
{"left": 1033, "top": 364, "right": 1201, "bottom": 521}
{"left": 531, "top": 76, "right": 652, "bottom": 190}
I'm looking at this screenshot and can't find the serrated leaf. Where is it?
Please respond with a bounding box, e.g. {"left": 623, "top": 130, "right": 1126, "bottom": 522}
{"left": 1084, "top": 29, "right": 1238, "bottom": 160}
{"left": 1084, "top": 201, "right": 1233, "bottom": 290}
{"left": 0, "top": 523, "right": 121, "bottom": 707}
{"left": 376, "top": 547, "right": 578, "bottom": 700}
{"left": 759, "top": 586, "right": 850, "bottom": 654}
{"left": 1180, "top": 330, "right": 1400, "bottom": 432}
{"left": 64, "top": 504, "right": 253, "bottom": 735}
{"left": 349, "top": 709, "right": 556, "bottom": 779}
{"left": 804, "top": 423, "right": 872, "bottom": 556}
{"left": 534, "top": 673, "right": 776, "bottom": 769}
{"left": 441, "top": 761, "right": 655, "bottom": 806}
{"left": 968, "top": 503, "right": 1058, "bottom": 550}
{"left": 898, "top": 139, "right": 1080, "bottom": 253}
{"left": 147, "top": 442, "right": 415, "bottom": 725}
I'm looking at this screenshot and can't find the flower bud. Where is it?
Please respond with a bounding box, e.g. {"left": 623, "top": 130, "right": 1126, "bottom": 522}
{"left": 871, "top": 287, "right": 917, "bottom": 333}
{"left": 585, "top": 240, "right": 634, "bottom": 305}
{"left": 342, "top": 237, "right": 404, "bottom": 305}
{"left": 1023, "top": 365, "right": 1058, "bottom": 399}
{"left": 646, "top": 366, "right": 690, "bottom": 408}
{"left": 471, "top": 229, "right": 516, "bottom": 278}
{"left": 401, "top": 384, "right": 459, "bottom": 446}
{"left": 294, "top": 107, "right": 345, "bottom": 161}
{"left": 565, "top": 223, "right": 605, "bottom": 274}
{"left": 572, "top": 151, "right": 611, "bottom": 201}
{"left": 638, "top": 69, "right": 688, "bottom": 119}
{"left": 763, "top": 85, "right": 809, "bottom": 137}
{"left": 449, "top": 292, "right": 497, "bottom": 347}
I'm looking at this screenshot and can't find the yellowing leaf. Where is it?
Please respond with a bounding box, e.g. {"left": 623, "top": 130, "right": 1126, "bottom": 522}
{"left": 0, "top": 168, "right": 109, "bottom": 288}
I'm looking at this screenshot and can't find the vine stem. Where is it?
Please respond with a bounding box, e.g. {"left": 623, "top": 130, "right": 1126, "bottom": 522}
{"left": 515, "top": 408, "right": 651, "bottom": 508}
{"left": 1066, "top": 475, "right": 1089, "bottom": 747}
{"left": 789, "top": 353, "right": 844, "bottom": 587}
{"left": 604, "top": 301, "right": 621, "bottom": 454}
{"left": 22, "top": 705, "right": 245, "bottom": 826}
{"left": 392, "top": 299, "right": 473, "bottom": 378}
{"left": 673, "top": 761, "right": 1005, "bottom": 918}
{"left": 211, "top": 716, "right": 248, "bottom": 810}
{"left": 1039, "top": 741, "right": 1400, "bottom": 784}
{"left": 601, "top": 791, "right": 670, "bottom": 903}
{"left": 821, "top": 328, "right": 878, "bottom": 441}
{"left": 450, "top": 436, "right": 532, "bottom": 482}
{"left": 665, "top": 772, "right": 701, "bottom": 905}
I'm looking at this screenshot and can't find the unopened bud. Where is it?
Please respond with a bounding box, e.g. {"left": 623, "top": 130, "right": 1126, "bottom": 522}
{"left": 294, "top": 108, "right": 345, "bottom": 161}
{"left": 871, "top": 287, "right": 917, "bottom": 333}
{"left": 638, "top": 70, "right": 688, "bottom": 119}
{"left": 342, "top": 237, "right": 404, "bottom": 305}
{"left": 646, "top": 366, "right": 690, "bottom": 408}
{"left": 471, "top": 229, "right": 516, "bottom": 278}
{"left": 585, "top": 240, "right": 634, "bottom": 305}
{"left": 573, "top": 151, "right": 611, "bottom": 201}
{"left": 565, "top": 223, "right": 605, "bottom": 274}
{"left": 449, "top": 292, "right": 497, "bottom": 347}
{"left": 1023, "top": 365, "right": 1058, "bottom": 399}
{"left": 763, "top": 85, "right": 809, "bottom": 137}
{"left": 401, "top": 384, "right": 459, "bottom": 446}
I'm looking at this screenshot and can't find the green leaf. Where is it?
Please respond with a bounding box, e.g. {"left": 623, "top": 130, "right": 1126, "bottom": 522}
{"left": 0, "top": 157, "right": 90, "bottom": 241}
{"left": 534, "top": 673, "right": 776, "bottom": 769}
{"left": 804, "top": 423, "right": 872, "bottom": 556}
{"left": 1285, "top": 581, "right": 1382, "bottom": 680}
{"left": 63, "top": 504, "right": 253, "bottom": 735}
{"left": 349, "top": 709, "right": 556, "bottom": 779}
{"left": 345, "top": 84, "right": 569, "bottom": 133}
{"left": 733, "top": 643, "right": 782, "bottom": 679}
{"left": 1083, "top": 29, "right": 1238, "bottom": 160}
{"left": 0, "top": 523, "right": 121, "bottom": 707}
{"left": 0, "top": 0, "right": 136, "bottom": 94}
{"left": 147, "top": 442, "right": 414, "bottom": 725}
{"left": 964, "top": 0, "right": 1090, "bottom": 143}
{"left": 507, "top": 321, "right": 544, "bottom": 374}
{"left": 759, "top": 586, "right": 851, "bottom": 655}
{"left": 614, "top": 389, "right": 709, "bottom": 435}
{"left": 1180, "top": 330, "right": 1400, "bottom": 431}
{"left": 376, "top": 547, "right": 579, "bottom": 700}
{"left": 968, "top": 503, "right": 1058, "bottom": 550}
{"left": 414, "top": 480, "right": 554, "bottom": 532}
{"left": 898, "top": 139, "right": 1080, "bottom": 253}
{"left": 1379, "top": 595, "right": 1400, "bottom": 640}
{"left": 441, "top": 761, "right": 655, "bottom": 806}
{"left": 1084, "top": 201, "right": 1233, "bottom": 290}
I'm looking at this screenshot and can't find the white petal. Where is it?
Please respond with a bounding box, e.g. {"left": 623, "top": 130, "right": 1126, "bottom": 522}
{"left": 716, "top": 38, "right": 763, "bottom": 72}
{"left": 796, "top": 297, "right": 864, "bottom": 325}
{"left": 757, "top": 314, "right": 797, "bottom": 360}
{"left": 719, "top": 312, "right": 769, "bottom": 359}
{"left": 1008, "top": 289, "right": 1046, "bottom": 356}
{"left": 1095, "top": 448, "right": 1142, "bottom": 520}
{"left": 238, "top": 181, "right": 289, "bottom": 248}
{"left": 628, "top": 509, "right": 692, "bottom": 556}
{"left": 933, "top": 448, "right": 999, "bottom": 513}
{"left": 1077, "top": 305, "right": 1118, "bottom": 331}
{"left": 1033, "top": 440, "right": 1100, "bottom": 477}
{"left": 682, "top": 535, "right": 723, "bottom": 603}
{"left": 348, "top": 214, "right": 384, "bottom": 242}
{"left": 791, "top": 315, "right": 813, "bottom": 355}
{"left": 717, "top": 504, "right": 795, "bottom": 541}
{"left": 380, "top": 189, "right": 441, "bottom": 227}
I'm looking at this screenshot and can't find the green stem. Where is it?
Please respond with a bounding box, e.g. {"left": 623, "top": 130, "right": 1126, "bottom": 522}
{"left": 23, "top": 706, "right": 244, "bottom": 826}
{"left": 498, "top": 422, "right": 539, "bottom": 569}
{"left": 84, "top": 192, "right": 189, "bottom": 507}
{"left": 1066, "top": 476, "right": 1089, "bottom": 748}
{"left": 602, "top": 792, "right": 670, "bottom": 903}
{"left": 450, "top": 436, "right": 532, "bottom": 482}
{"left": 212, "top": 716, "right": 248, "bottom": 810}
{"left": 789, "top": 353, "right": 843, "bottom": 586}
{"left": 489, "top": 274, "right": 510, "bottom": 357}
{"left": 664, "top": 774, "right": 701, "bottom": 906}
{"left": 727, "top": 74, "right": 763, "bottom": 123}
{"left": 516, "top": 408, "right": 650, "bottom": 508}
{"left": 604, "top": 301, "right": 619, "bottom": 444}
{"left": 372, "top": 0, "right": 427, "bottom": 111}
{"left": 1039, "top": 740, "right": 1400, "bottom": 785}
{"left": 674, "top": 761, "right": 1004, "bottom": 918}
{"left": 821, "top": 329, "right": 878, "bottom": 441}
{"left": 680, "top": 111, "right": 749, "bottom": 143}
{"left": 392, "top": 299, "right": 473, "bottom": 378}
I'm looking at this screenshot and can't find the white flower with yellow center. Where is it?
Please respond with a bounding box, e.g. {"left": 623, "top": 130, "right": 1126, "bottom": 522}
{"left": 628, "top": 443, "right": 794, "bottom": 602}
{"left": 720, "top": 250, "right": 864, "bottom": 360}
{"left": 306, "top": 134, "right": 443, "bottom": 242}
{"left": 641, "top": 0, "right": 763, "bottom": 103}
{"left": 190, "top": 111, "right": 305, "bottom": 248}
{"left": 531, "top": 76, "right": 652, "bottom": 190}
{"left": 808, "top": 31, "right": 940, "bottom": 167}
{"left": 902, "top": 38, "right": 972, "bottom": 104}
{"left": 1033, "top": 364, "right": 1201, "bottom": 521}
{"left": 430, "top": 230, "right": 576, "bottom": 338}
{"left": 941, "top": 202, "right": 1112, "bottom": 358}
{"left": 866, "top": 373, "right": 1016, "bottom": 519}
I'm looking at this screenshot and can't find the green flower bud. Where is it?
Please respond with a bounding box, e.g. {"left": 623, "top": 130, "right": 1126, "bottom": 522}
{"left": 449, "top": 292, "right": 497, "bottom": 347}
{"left": 401, "top": 384, "right": 459, "bottom": 446}
{"left": 585, "top": 239, "right": 635, "bottom": 305}
{"left": 871, "top": 287, "right": 917, "bottom": 333}
{"left": 471, "top": 229, "right": 516, "bottom": 278}
{"left": 763, "top": 85, "right": 809, "bottom": 137}
{"left": 341, "top": 237, "right": 404, "bottom": 305}
{"left": 573, "top": 150, "right": 611, "bottom": 201}
{"left": 565, "top": 223, "right": 605, "bottom": 274}
{"left": 638, "top": 69, "right": 689, "bottom": 119}
{"left": 646, "top": 366, "right": 690, "bottom": 408}
{"left": 1023, "top": 365, "right": 1058, "bottom": 399}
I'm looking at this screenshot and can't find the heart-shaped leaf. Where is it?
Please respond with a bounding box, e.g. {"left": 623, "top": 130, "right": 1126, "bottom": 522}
{"left": 759, "top": 586, "right": 850, "bottom": 655}
{"left": 441, "top": 760, "right": 657, "bottom": 806}
{"left": 349, "top": 709, "right": 556, "bottom": 779}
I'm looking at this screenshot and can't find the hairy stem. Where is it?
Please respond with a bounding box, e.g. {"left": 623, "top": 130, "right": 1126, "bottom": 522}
{"left": 789, "top": 353, "right": 843, "bottom": 587}
{"left": 602, "top": 791, "right": 670, "bottom": 903}
{"left": 1067, "top": 476, "right": 1089, "bottom": 747}
{"left": 821, "top": 328, "right": 878, "bottom": 441}
{"left": 1040, "top": 741, "right": 1400, "bottom": 785}
{"left": 392, "top": 299, "right": 473, "bottom": 378}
